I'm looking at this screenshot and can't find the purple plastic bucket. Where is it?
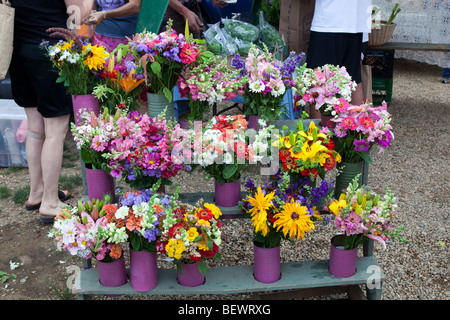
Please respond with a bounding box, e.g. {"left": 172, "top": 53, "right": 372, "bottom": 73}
{"left": 85, "top": 167, "right": 115, "bottom": 202}
{"left": 129, "top": 249, "right": 158, "bottom": 292}
{"left": 214, "top": 179, "right": 241, "bottom": 207}
{"left": 71, "top": 94, "right": 99, "bottom": 127}
{"left": 329, "top": 235, "right": 358, "bottom": 278}
{"left": 253, "top": 244, "right": 281, "bottom": 284}
{"left": 177, "top": 262, "right": 205, "bottom": 287}
{"left": 97, "top": 255, "right": 128, "bottom": 288}
{"left": 247, "top": 115, "right": 260, "bottom": 131}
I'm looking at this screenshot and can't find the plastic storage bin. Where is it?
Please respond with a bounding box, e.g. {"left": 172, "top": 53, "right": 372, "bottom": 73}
{"left": 0, "top": 100, "right": 28, "bottom": 167}
{"left": 363, "top": 49, "right": 395, "bottom": 78}
{"left": 372, "top": 78, "right": 393, "bottom": 106}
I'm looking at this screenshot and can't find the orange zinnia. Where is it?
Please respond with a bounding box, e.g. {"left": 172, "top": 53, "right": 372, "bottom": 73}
{"left": 109, "top": 244, "right": 122, "bottom": 259}
{"left": 126, "top": 213, "right": 143, "bottom": 232}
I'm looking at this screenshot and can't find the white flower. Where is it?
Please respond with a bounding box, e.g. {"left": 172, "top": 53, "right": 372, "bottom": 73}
{"left": 115, "top": 206, "right": 129, "bottom": 220}
{"left": 9, "top": 261, "right": 20, "bottom": 271}
{"left": 224, "top": 152, "right": 234, "bottom": 164}
{"left": 132, "top": 202, "right": 149, "bottom": 217}
{"left": 271, "top": 83, "right": 286, "bottom": 97}
{"left": 249, "top": 80, "right": 265, "bottom": 93}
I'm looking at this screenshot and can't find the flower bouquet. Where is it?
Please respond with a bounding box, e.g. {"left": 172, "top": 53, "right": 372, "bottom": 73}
{"left": 177, "top": 52, "right": 248, "bottom": 121}
{"left": 231, "top": 45, "right": 302, "bottom": 122}
{"left": 293, "top": 64, "right": 356, "bottom": 118}
{"left": 41, "top": 28, "right": 109, "bottom": 95}
{"left": 157, "top": 199, "right": 222, "bottom": 279}
{"left": 93, "top": 43, "right": 145, "bottom": 113}
{"left": 116, "top": 186, "right": 171, "bottom": 253}
{"left": 330, "top": 102, "right": 394, "bottom": 164}
{"left": 241, "top": 171, "right": 324, "bottom": 283}
{"left": 130, "top": 20, "right": 201, "bottom": 103}
{"left": 48, "top": 195, "right": 127, "bottom": 262}
{"left": 242, "top": 171, "right": 327, "bottom": 249}
{"left": 325, "top": 174, "right": 407, "bottom": 250}
{"left": 106, "top": 111, "right": 188, "bottom": 189}
{"left": 190, "top": 115, "right": 274, "bottom": 185}
{"left": 115, "top": 184, "right": 179, "bottom": 291}
{"left": 71, "top": 108, "right": 118, "bottom": 173}
{"left": 277, "top": 120, "right": 341, "bottom": 181}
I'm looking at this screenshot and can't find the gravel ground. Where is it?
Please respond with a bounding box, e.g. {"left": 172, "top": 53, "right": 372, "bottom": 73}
{"left": 0, "top": 58, "right": 448, "bottom": 301}
{"left": 161, "top": 58, "right": 450, "bottom": 301}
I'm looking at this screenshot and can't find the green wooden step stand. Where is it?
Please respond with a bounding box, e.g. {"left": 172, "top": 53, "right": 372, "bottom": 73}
{"left": 73, "top": 119, "right": 382, "bottom": 300}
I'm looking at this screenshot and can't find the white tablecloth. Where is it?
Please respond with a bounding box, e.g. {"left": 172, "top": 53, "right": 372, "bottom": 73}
{"left": 372, "top": 0, "right": 450, "bottom": 68}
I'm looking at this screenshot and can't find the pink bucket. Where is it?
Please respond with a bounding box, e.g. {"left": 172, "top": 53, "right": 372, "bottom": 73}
{"left": 177, "top": 262, "right": 205, "bottom": 287}
{"left": 71, "top": 94, "right": 100, "bottom": 126}
{"left": 97, "top": 256, "right": 128, "bottom": 288}
{"left": 253, "top": 244, "right": 281, "bottom": 284}
{"left": 329, "top": 235, "right": 358, "bottom": 278}
{"left": 129, "top": 249, "right": 158, "bottom": 292}
{"left": 247, "top": 115, "right": 260, "bottom": 131}
{"left": 85, "top": 167, "right": 115, "bottom": 202}
{"left": 214, "top": 179, "right": 241, "bottom": 207}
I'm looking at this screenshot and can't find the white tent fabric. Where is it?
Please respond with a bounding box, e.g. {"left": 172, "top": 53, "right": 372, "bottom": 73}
{"left": 372, "top": 0, "right": 450, "bottom": 68}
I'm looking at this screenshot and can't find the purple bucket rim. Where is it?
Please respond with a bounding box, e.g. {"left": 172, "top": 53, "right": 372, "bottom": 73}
{"left": 176, "top": 262, "right": 206, "bottom": 287}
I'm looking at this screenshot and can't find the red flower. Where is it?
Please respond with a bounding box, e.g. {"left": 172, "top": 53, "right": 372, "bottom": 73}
{"left": 200, "top": 243, "right": 219, "bottom": 258}
{"left": 190, "top": 254, "right": 202, "bottom": 262}
{"left": 180, "top": 43, "right": 198, "bottom": 64}
{"left": 196, "top": 208, "right": 213, "bottom": 221}
{"left": 324, "top": 153, "right": 336, "bottom": 170}
{"left": 169, "top": 222, "right": 185, "bottom": 238}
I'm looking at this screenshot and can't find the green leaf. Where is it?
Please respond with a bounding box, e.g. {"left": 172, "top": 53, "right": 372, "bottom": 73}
{"left": 357, "top": 151, "right": 373, "bottom": 164}
{"left": 163, "top": 87, "right": 173, "bottom": 103}
{"left": 223, "top": 164, "right": 237, "bottom": 180}
{"left": 80, "top": 148, "right": 92, "bottom": 164}
{"left": 176, "top": 262, "right": 183, "bottom": 276}
{"left": 198, "top": 260, "right": 207, "bottom": 275}
{"left": 150, "top": 61, "right": 161, "bottom": 78}
{"left": 130, "top": 234, "right": 141, "bottom": 251}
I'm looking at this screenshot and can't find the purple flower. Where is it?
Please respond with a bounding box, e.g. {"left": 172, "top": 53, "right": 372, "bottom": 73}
{"left": 353, "top": 139, "right": 370, "bottom": 152}
{"left": 161, "top": 196, "right": 171, "bottom": 207}
{"left": 334, "top": 124, "right": 347, "bottom": 138}
{"left": 376, "top": 130, "right": 392, "bottom": 147}
{"left": 144, "top": 228, "right": 159, "bottom": 242}
{"left": 136, "top": 43, "right": 150, "bottom": 54}
{"left": 163, "top": 46, "right": 181, "bottom": 62}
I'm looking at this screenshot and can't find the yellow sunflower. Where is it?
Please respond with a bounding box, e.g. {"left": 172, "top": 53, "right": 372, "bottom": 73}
{"left": 273, "top": 199, "right": 315, "bottom": 240}
{"left": 245, "top": 187, "right": 275, "bottom": 237}
{"left": 83, "top": 44, "right": 109, "bottom": 70}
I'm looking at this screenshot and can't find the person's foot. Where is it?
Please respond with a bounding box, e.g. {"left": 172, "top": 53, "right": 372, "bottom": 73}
{"left": 25, "top": 190, "right": 70, "bottom": 211}
{"left": 442, "top": 78, "right": 449, "bottom": 84}
{"left": 39, "top": 200, "right": 67, "bottom": 223}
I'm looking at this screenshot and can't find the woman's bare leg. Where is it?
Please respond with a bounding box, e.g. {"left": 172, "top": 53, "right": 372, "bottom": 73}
{"left": 38, "top": 114, "right": 70, "bottom": 217}
{"left": 24, "top": 108, "right": 45, "bottom": 206}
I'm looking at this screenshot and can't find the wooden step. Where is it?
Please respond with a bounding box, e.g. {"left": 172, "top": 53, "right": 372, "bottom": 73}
{"left": 73, "top": 256, "right": 384, "bottom": 299}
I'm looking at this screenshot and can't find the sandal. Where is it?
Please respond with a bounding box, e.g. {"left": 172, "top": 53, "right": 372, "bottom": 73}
{"left": 39, "top": 214, "right": 56, "bottom": 223}
{"left": 25, "top": 190, "right": 71, "bottom": 211}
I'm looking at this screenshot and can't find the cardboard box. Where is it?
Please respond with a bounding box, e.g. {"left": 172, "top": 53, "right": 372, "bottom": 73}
{"left": 279, "top": 0, "right": 315, "bottom": 54}
{"left": 0, "top": 99, "right": 28, "bottom": 167}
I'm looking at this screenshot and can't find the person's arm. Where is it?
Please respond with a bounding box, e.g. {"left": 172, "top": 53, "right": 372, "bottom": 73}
{"left": 168, "top": 0, "right": 203, "bottom": 32}
{"left": 87, "top": 0, "right": 141, "bottom": 25}
{"left": 64, "top": 0, "right": 95, "bottom": 22}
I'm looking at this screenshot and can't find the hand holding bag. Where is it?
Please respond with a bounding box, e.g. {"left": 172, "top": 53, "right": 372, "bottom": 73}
{"left": 0, "top": 0, "right": 14, "bottom": 81}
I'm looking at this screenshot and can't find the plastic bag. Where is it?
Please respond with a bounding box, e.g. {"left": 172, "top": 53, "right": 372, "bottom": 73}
{"left": 203, "top": 22, "right": 233, "bottom": 56}
{"left": 222, "top": 18, "right": 260, "bottom": 43}
{"left": 258, "top": 11, "right": 287, "bottom": 56}
{"left": 234, "top": 37, "right": 252, "bottom": 56}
